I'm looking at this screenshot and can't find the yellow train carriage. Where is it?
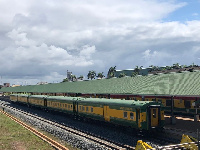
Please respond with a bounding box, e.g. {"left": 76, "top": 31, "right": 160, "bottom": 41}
{"left": 29, "top": 95, "right": 45, "bottom": 107}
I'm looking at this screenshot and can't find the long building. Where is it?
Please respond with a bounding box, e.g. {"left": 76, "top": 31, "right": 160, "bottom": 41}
{"left": 1, "top": 70, "right": 200, "bottom": 96}
{"left": 2, "top": 70, "right": 200, "bottom": 116}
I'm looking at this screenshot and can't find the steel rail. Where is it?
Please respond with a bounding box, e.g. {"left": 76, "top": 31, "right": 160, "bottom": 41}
{"left": 0, "top": 109, "right": 69, "bottom": 150}
{"left": 2, "top": 104, "right": 135, "bottom": 149}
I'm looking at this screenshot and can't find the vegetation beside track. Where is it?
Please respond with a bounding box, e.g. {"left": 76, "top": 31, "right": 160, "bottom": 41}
{"left": 0, "top": 112, "right": 56, "bottom": 150}
{"left": 0, "top": 111, "right": 56, "bottom": 150}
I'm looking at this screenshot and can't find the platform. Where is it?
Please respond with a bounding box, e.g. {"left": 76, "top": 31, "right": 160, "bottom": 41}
{"left": 165, "top": 116, "right": 199, "bottom": 132}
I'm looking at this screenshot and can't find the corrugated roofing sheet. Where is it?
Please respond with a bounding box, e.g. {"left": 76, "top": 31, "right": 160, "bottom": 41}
{"left": 2, "top": 71, "right": 200, "bottom": 95}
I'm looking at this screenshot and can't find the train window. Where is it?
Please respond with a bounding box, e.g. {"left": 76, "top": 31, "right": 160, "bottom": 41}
{"left": 123, "top": 112, "right": 128, "bottom": 118}
{"left": 130, "top": 113, "right": 134, "bottom": 120}
{"left": 71, "top": 105, "right": 73, "bottom": 109}
{"left": 185, "top": 101, "right": 191, "bottom": 108}
{"left": 153, "top": 109, "right": 157, "bottom": 118}
{"left": 152, "top": 99, "right": 156, "bottom": 101}
{"left": 79, "top": 106, "right": 82, "bottom": 111}
{"left": 86, "top": 107, "right": 89, "bottom": 112}
{"left": 166, "top": 100, "right": 171, "bottom": 106}
{"left": 68, "top": 105, "right": 70, "bottom": 109}
{"left": 65, "top": 104, "right": 67, "bottom": 108}
{"left": 91, "top": 107, "right": 93, "bottom": 113}
{"left": 82, "top": 106, "right": 85, "bottom": 111}
{"left": 158, "top": 99, "right": 162, "bottom": 103}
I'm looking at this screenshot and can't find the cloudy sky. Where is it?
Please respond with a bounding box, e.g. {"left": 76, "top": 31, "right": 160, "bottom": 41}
{"left": 0, "top": 0, "right": 200, "bottom": 85}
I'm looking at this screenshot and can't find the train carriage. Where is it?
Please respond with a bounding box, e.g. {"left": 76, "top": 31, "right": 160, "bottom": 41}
{"left": 10, "top": 94, "right": 28, "bottom": 104}
{"left": 28, "top": 95, "right": 45, "bottom": 107}
{"left": 46, "top": 96, "right": 80, "bottom": 114}
{"left": 77, "top": 98, "right": 164, "bottom": 130}
{"left": 10, "top": 94, "right": 165, "bottom": 131}
{"left": 10, "top": 94, "right": 18, "bottom": 102}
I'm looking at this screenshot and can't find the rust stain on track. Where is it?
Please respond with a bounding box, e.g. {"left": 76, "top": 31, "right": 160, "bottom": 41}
{"left": 0, "top": 109, "right": 69, "bottom": 150}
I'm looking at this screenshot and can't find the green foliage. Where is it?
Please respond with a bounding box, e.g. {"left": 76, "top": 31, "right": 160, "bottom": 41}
{"left": 172, "top": 63, "right": 180, "bottom": 69}
{"left": 134, "top": 66, "right": 143, "bottom": 74}
{"left": 166, "top": 66, "right": 172, "bottom": 70}
{"left": 62, "top": 78, "right": 68, "bottom": 82}
{"left": 97, "top": 72, "right": 105, "bottom": 79}
{"left": 107, "top": 66, "right": 116, "bottom": 78}
{"left": 0, "top": 113, "right": 55, "bottom": 150}
{"left": 78, "top": 75, "right": 84, "bottom": 80}
{"left": 71, "top": 75, "right": 77, "bottom": 81}
{"left": 87, "top": 70, "right": 96, "bottom": 80}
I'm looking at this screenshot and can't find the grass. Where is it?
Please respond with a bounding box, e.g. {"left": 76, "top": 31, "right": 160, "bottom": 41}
{"left": 0, "top": 111, "right": 77, "bottom": 150}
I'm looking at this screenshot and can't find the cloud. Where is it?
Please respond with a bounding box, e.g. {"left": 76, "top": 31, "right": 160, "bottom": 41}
{"left": 7, "top": 29, "right": 36, "bottom": 46}
{"left": 0, "top": 28, "right": 96, "bottom": 81}
{"left": 192, "top": 13, "right": 198, "bottom": 16}
{"left": 1, "top": 0, "right": 200, "bottom": 85}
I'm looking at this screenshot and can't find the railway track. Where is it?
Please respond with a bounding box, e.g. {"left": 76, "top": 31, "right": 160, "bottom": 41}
{"left": 1, "top": 99, "right": 192, "bottom": 149}
{"left": 0, "top": 102, "right": 135, "bottom": 150}
{"left": 0, "top": 109, "right": 69, "bottom": 150}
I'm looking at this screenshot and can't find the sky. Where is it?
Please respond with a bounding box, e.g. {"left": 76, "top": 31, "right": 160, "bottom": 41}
{"left": 0, "top": 0, "right": 200, "bottom": 85}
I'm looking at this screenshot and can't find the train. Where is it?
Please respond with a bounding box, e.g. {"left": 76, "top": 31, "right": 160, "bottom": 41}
{"left": 7, "top": 91, "right": 200, "bottom": 116}
{"left": 76, "top": 94, "right": 200, "bottom": 116}
{"left": 10, "top": 94, "right": 165, "bottom": 131}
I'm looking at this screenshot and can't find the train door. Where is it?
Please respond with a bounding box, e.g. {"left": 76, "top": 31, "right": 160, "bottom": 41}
{"left": 150, "top": 107, "right": 159, "bottom": 127}
{"left": 137, "top": 109, "right": 141, "bottom": 128}
{"left": 103, "top": 105, "right": 110, "bottom": 121}
{"left": 73, "top": 101, "right": 77, "bottom": 115}
{"left": 44, "top": 98, "right": 47, "bottom": 107}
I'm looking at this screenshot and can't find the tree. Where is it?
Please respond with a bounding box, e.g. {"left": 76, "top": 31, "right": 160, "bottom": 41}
{"left": 134, "top": 66, "right": 142, "bottom": 75}
{"left": 78, "top": 75, "right": 84, "bottom": 80}
{"left": 107, "top": 66, "right": 116, "bottom": 78}
{"left": 172, "top": 63, "right": 180, "bottom": 69}
{"left": 166, "top": 66, "right": 172, "bottom": 70}
{"left": 97, "top": 72, "right": 105, "bottom": 79}
{"left": 190, "top": 62, "right": 198, "bottom": 67}
{"left": 149, "top": 65, "right": 154, "bottom": 68}
{"left": 62, "top": 78, "right": 68, "bottom": 82}
{"left": 119, "top": 73, "right": 126, "bottom": 78}
{"left": 71, "top": 75, "right": 77, "bottom": 81}
{"left": 87, "top": 70, "right": 96, "bottom": 80}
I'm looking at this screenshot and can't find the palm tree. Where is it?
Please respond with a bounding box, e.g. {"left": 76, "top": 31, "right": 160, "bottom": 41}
{"left": 134, "top": 66, "right": 142, "bottom": 75}
{"left": 62, "top": 78, "right": 68, "bottom": 82}
{"left": 166, "top": 66, "right": 172, "bottom": 70}
{"left": 87, "top": 70, "right": 96, "bottom": 80}
{"left": 97, "top": 72, "right": 105, "bottom": 79}
{"left": 149, "top": 65, "right": 154, "bottom": 68}
{"left": 172, "top": 63, "right": 180, "bottom": 69}
{"left": 71, "top": 75, "right": 77, "bottom": 81}
{"left": 78, "top": 75, "right": 84, "bottom": 80}
{"left": 107, "top": 66, "right": 116, "bottom": 78}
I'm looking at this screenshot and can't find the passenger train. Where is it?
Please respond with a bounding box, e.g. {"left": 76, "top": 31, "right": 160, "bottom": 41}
{"left": 10, "top": 94, "right": 165, "bottom": 131}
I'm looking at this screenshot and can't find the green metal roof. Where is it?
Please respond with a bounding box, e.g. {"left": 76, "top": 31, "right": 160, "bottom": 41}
{"left": 3, "top": 71, "right": 200, "bottom": 95}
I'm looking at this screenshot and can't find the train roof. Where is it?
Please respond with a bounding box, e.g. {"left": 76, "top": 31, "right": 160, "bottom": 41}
{"left": 11, "top": 94, "right": 161, "bottom": 109}
{"left": 4, "top": 71, "right": 200, "bottom": 96}
{"left": 77, "top": 98, "right": 161, "bottom": 109}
